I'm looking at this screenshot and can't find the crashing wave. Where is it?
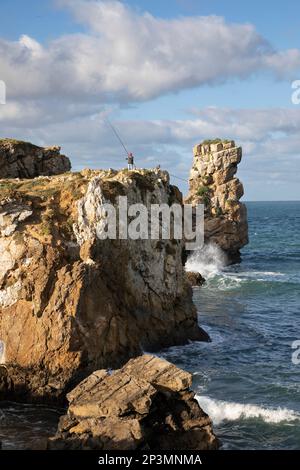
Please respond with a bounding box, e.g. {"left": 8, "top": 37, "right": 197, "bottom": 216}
{"left": 186, "top": 244, "right": 227, "bottom": 278}
{"left": 197, "top": 395, "right": 300, "bottom": 425}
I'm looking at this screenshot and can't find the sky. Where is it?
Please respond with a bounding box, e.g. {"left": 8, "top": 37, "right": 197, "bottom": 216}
{"left": 0, "top": 0, "right": 300, "bottom": 200}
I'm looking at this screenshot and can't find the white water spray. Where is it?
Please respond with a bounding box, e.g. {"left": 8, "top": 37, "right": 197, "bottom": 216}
{"left": 186, "top": 243, "right": 227, "bottom": 278}
{"left": 197, "top": 395, "right": 300, "bottom": 425}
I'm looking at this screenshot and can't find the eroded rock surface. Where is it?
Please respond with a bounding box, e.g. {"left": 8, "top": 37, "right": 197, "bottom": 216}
{"left": 186, "top": 272, "right": 206, "bottom": 287}
{"left": 0, "top": 139, "right": 71, "bottom": 179}
{"left": 48, "top": 355, "right": 219, "bottom": 450}
{"left": 0, "top": 169, "right": 208, "bottom": 402}
{"left": 186, "top": 140, "right": 248, "bottom": 263}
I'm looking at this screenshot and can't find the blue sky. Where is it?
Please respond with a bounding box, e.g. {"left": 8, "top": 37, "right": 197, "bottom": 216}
{"left": 0, "top": 0, "right": 300, "bottom": 200}
{"left": 2, "top": 0, "right": 300, "bottom": 48}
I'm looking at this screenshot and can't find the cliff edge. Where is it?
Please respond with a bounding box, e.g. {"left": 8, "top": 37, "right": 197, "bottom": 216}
{"left": 0, "top": 168, "right": 208, "bottom": 402}
{"left": 0, "top": 139, "right": 71, "bottom": 179}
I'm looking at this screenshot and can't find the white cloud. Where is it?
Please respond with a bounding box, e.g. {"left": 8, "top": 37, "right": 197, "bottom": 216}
{"left": 0, "top": 0, "right": 300, "bottom": 104}
{"left": 0, "top": 1, "right": 300, "bottom": 199}
{"left": 1, "top": 105, "right": 299, "bottom": 182}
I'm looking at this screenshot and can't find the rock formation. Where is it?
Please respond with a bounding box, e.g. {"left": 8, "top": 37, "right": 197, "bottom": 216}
{"left": 0, "top": 169, "right": 208, "bottom": 402}
{"left": 186, "top": 272, "right": 206, "bottom": 287}
{"left": 48, "top": 354, "right": 219, "bottom": 450}
{"left": 186, "top": 140, "right": 248, "bottom": 263}
{"left": 0, "top": 139, "right": 71, "bottom": 179}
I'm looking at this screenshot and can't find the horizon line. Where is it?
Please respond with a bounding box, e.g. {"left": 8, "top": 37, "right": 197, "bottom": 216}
{"left": 243, "top": 200, "right": 300, "bottom": 203}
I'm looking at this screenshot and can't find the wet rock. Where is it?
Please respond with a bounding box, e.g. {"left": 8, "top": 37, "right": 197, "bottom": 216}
{"left": 0, "top": 365, "right": 13, "bottom": 399}
{"left": 186, "top": 271, "right": 206, "bottom": 287}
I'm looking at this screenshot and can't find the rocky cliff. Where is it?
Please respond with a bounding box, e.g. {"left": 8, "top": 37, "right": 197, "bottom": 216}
{"left": 0, "top": 169, "right": 208, "bottom": 402}
{"left": 0, "top": 139, "right": 71, "bottom": 179}
{"left": 186, "top": 140, "right": 248, "bottom": 263}
{"left": 48, "top": 354, "right": 219, "bottom": 450}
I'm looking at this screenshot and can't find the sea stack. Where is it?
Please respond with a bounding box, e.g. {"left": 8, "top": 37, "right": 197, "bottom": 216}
{"left": 186, "top": 139, "right": 248, "bottom": 263}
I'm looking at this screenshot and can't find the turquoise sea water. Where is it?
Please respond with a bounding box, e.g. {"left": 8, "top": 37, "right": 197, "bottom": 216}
{"left": 161, "top": 201, "right": 300, "bottom": 449}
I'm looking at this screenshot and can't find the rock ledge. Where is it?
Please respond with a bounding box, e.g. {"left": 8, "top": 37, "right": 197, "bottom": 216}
{"left": 0, "top": 139, "right": 71, "bottom": 179}
{"left": 48, "top": 355, "right": 219, "bottom": 450}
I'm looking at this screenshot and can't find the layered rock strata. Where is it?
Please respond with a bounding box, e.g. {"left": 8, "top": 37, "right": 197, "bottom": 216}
{"left": 186, "top": 140, "right": 248, "bottom": 263}
{"left": 48, "top": 354, "right": 219, "bottom": 450}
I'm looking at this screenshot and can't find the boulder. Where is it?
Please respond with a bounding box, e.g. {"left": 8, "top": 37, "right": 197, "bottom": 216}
{"left": 0, "top": 139, "right": 71, "bottom": 179}
{"left": 48, "top": 355, "right": 219, "bottom": 450}
{"left": 186, "top": 272, "right": 206, "bottom": 287}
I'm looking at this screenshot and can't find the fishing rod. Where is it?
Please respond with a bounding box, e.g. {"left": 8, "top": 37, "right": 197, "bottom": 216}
{"left": 168, "top": 173, "right": 188, "bottom": 183}
{"left": 105, "top": 118, "right": 131, "bottom": 156}
{"left": 104, "top": 117, "right": 188, "bottom": 183}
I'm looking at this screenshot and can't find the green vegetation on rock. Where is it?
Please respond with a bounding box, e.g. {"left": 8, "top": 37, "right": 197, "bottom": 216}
{"left": 196, "top": 186, "right": 211, "bottom": 207}
{"left": 201, "top": 138, "right": 232, "bottom": 145}
{"left": 0, "top": 138, "right": 39, "bottom": 148}
{"left": 202, "top": 138, "right": 222, "bottom": 145}
{"left": 196, "top": 186, "right": 210, "bottom": 197}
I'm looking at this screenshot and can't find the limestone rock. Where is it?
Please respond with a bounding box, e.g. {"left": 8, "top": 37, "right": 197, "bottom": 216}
{"left": 186, "top": 140, "right": 248, "bottom": 263}
{"left": 48, "top": 355, "right": 219, "bottom": 450}
{"left": 0, "top": 169, "right": 208, "bottom": 402}
{"left": 0, "top": 139, "right": 71, "bottom": 179}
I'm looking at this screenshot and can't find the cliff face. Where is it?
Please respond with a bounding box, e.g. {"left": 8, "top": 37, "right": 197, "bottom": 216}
{"left": 0, "top": 139, "right": 71, "bottom": 179}
{"left": 186, "top": 140, "right": 248, "bottom": 263}
{"left": 0, "top": 169, "right": 207, "bottom": 402}
{"left": 48, "top": 355, "right": 219, "bottom": 450}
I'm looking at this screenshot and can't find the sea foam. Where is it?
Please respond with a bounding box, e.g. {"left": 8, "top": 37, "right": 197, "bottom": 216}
{"left": 186, "top": 244, "right": 227, "bottom": 278}
{"left": 197, "top": 395, "right": 300, "bottom": 425}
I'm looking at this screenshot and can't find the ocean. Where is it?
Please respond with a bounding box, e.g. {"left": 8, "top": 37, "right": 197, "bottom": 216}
{"left": 162, "top": 201, "right": 300, "bottom": 449}
{"left": 0, "top": 201, "right": 299, "bottom": 449}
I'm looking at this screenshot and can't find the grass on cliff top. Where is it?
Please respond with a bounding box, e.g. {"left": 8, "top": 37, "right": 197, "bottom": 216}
{"left": 0, "top": 168, "right": 164, "bottom": 202}
{"left": 0, "top": 173, "right": 90, "bottom": 243}
{"left": 0, "top": 138, "right": 41, "bottom": 149}
{"left": 202, "top": 138, "right": 232, "bottom": 145}
{"left": 0, "top": 172, "right": 88, "bottom": 201}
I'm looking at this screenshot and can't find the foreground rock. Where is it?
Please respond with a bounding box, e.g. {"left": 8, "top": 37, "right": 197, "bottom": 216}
{"left": 0, "top": 139, "right": 71, "bottom": 179}
{"left": 48, "top": 355, "right": 219, "bottom": 450}
{"left": 186, "top": 272, "right": 206, "bottom": 287}
{"left": 0, "top": 168, "right": 208, "bottom": 402}
{"left": 186, "top": 140, "right": 248, "bottom": 263}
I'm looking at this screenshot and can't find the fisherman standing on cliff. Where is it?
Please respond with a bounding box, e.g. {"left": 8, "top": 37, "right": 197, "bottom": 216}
{"left": 126, "top": 152, "right": 135, "bottom": 170}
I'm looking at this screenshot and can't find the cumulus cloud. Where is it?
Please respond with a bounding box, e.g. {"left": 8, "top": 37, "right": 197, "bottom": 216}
{"left": 1, "top": 105, "right": 299, "bottom": 190}
{"left": 0, "top": 1, "right": 299, "bottom": 199}
{"left": 0, "top": 0, "right": 300, "bottom": 103}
